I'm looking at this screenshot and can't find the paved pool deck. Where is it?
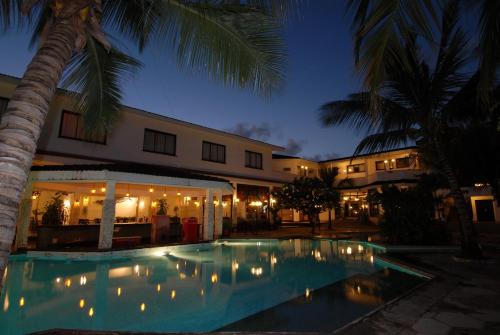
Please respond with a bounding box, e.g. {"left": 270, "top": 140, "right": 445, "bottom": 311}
{"left": 336, "top": 251, "right": 500, "bottom": 335}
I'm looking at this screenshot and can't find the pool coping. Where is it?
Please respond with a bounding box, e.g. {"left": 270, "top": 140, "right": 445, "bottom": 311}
{"left": 332, "top": 254, "right": 436, "bottom": 334}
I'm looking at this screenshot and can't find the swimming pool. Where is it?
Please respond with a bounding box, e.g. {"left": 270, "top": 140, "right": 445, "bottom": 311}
{"left": 0, "top": 239, "right": 427, "bottom": 334}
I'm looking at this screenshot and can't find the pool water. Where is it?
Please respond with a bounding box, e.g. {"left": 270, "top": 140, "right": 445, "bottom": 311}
{"left": 0, "top": 239, "right": 426, "bottom": 334}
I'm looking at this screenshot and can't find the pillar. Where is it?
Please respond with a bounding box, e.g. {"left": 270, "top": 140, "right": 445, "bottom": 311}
{"left": 231, "top": 184, "right": 238, "bottom": 228}
{"left": 69, "top": 194, "right": 82, "bottom": 225}
{"left": 14, "top": 178, "right": 34, "bottom": 250}
{"left": 215, "top": 190, "right": 223, "bottom": 237}
{"left": 203, "top": 189, "right": 214, "bottom": 240}
{"left": 98, "top": 181, "right": 116, "bottom": 249}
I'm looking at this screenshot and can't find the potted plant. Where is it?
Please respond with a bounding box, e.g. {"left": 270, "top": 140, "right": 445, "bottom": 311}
{"left": 151, "top": 199, "right": 169, "bottom": 243}
{"left": 41, "top": 194, "right": 65, "bottom": 226}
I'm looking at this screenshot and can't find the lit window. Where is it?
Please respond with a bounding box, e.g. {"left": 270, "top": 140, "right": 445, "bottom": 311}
{"left": 346, "top": 163, "right": 366, "bottom": 173}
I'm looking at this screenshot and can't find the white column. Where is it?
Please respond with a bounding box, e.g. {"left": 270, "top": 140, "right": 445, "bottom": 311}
{"left": 99, "top": 181, "right": 116, "bottom": 249}
{"left": 215, "top": 190, "right": 223, "bottom": 237}
{"left": 14, "top": 178, "right": 34, "bottom": 250}
{"left": 203, "top": 189, "right": 214, "bottom": 240}
{"left": 231, "top": 184, "right": 238, "bottom": 228}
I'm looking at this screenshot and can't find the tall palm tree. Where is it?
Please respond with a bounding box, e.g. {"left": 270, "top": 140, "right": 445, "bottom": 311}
{"left": 0, "top": 0, "right": 290, "bottom": 289}
{"left": 347, "top": 0, "right": 499, "bottom": 106}
{"left": 320, "top": 2, "right": 486, "bottom": 257}
{"left": 319, "top": 166, "right": 339, "bottom": 229}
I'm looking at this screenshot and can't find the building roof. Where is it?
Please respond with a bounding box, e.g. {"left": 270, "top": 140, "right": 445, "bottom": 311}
{"left": 319, "top": 146, "right": 418, "bottom": 163}
{"left": 31, "top": 163, "right": 229, "bottom": 183}
{"left": 272, "top": 153, "right": 301, "bottom": 159}
{"left": 0, "top": 73, "right": 284, "bottom": 151}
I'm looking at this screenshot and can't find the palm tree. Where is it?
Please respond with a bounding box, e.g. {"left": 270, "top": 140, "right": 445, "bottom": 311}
{"left": 0, "top": 0, "right": 290, "bottom": 289}
{"left": 319, "top": 166, "right": 339, "bottom": 229}
{"left": 347, "top": 0, "right": 499, "bottom": 105}
{"left": 320, "top": 2, "right": 487, "bottom": 257}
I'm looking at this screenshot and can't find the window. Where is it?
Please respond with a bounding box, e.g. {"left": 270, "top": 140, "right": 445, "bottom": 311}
{"left": 245, "top": 150, "right": 263, "bottom": 169}
{"left": 59, "top": 110, "right": 106, "bottom": 144}
{"left": 143, "top": 128, "right": 176, "bottom": 155}
{"left": 283, "top": 167, "right": 291, "bottom": 172}
{"left": 202, "top": 141, "right": 226, "bottom": 163}
{"left": 375, "top": 160, "right": 386, "bottom": 171}
{"left": 298, "top": 166, "right": 308, "bottom": 177}
{"left": 347, "top": 163, "right": 366, "bottom": 173}
{"left": 396, "top": 157, "right": 410, "bottom": 168}
{"left": 0, "top": 97, "right": 8, "bottom": 117}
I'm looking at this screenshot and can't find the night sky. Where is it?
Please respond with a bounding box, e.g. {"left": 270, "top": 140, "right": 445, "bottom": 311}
{"left": 0, "top": 1, "right": 478, "bottom": 160}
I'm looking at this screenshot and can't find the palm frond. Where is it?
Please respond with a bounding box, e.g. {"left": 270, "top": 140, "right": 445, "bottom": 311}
{"left": 319, "top": 166, "right": 339, "bottom": 188}
{"left": 0, "top": 0, "right": 25, "bottom": 31}
{"left": 320, "top": 92, "right": 411, "bottom": 133}
{"left": 353, "top": 128, "right": 421, "bottom": 156}
{"left": 347, "top": 0, "right": 439, "bottom": 97}
{"left": 60, "top": 36, "right": 142, "bottom": 137}
{"left": 431, "top": 0, "right": 469, "bottom": 108}
{"left": 104, "top": 0, "right": 286, "bottom": 96}
{"left": 477, "top": 0, "right": 500, "bottom": 104}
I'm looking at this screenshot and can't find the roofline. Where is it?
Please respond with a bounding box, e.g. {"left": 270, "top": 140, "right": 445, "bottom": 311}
{"left": 0, "top": 73, "right": 284, "bottom": 151}
{"left": 319, "top": 146, "right": 419, "bottom": 163}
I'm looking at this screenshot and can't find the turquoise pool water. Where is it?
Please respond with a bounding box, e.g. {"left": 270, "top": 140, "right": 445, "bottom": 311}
{"left": 0, "top": 239, "right": 425, "bottom": 334}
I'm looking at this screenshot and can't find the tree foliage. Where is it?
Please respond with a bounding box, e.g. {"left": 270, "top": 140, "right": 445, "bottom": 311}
{"left": 368, "top": 176, "right": 449, "bottom": 245}
{"left": 273, "top": 177, "right": 339, "bottom": 232}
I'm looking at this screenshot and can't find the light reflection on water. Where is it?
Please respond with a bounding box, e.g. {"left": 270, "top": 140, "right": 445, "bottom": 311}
{"left": 1, "top": 239, "right": 391, "bottom": 334}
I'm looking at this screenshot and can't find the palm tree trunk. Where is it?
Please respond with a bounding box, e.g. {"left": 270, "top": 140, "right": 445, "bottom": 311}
{"left": 328, "top": 209, "right": 332, "bottom": 230}
{"left": 0, "top": 20, "right": 77, "bottom": 294}
{"left": 435, "top": 142, "right": 482, "bottom": 258}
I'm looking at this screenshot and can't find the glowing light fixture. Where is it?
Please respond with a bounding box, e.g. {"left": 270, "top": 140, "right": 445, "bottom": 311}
{"left": 79, "top": 299, "right": 85, "bottom": 308}
{"left": 171, "top": 290, "right": 176, "bottom": 300}
{"left": 88, "top": 307, "right": 94, "bottom": 317}
{"left": 19, "top": 297, "right": 24, "bottom": 307}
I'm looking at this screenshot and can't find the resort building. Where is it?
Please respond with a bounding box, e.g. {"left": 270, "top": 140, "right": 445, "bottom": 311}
{"left": 0, "top": 73, "right": 498, "bottom": 251}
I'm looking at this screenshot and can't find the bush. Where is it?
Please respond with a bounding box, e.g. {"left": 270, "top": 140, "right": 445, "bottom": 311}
{"left": 371, "top": 182, "right": 450, "bottom": 245}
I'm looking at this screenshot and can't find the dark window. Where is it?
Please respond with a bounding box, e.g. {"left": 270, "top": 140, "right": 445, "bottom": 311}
{"left": 202, "top": 141, "right": 226, "bottom": 163}
{"left": 396, "top": 157, "right": 410, "bottom": 168}
{"left": 347, "top": 163, "right": 366, "bottom": 173}
{"left": 245, "top": 150, "right": 263, "bottom": 169}
{"left": 375, "top": 160, "right": 386, "bottom": 171}
{"left": 59, "top": 110, "right": 106, "bottom": 144}
{"left": 143, "top": 128, "right": 176, "bottom": 155}
{"left": 283, "top": 167, "right": 291, "bottom": 172}
{"left": 0, "top": 97, "right": 8, "bottom": 117}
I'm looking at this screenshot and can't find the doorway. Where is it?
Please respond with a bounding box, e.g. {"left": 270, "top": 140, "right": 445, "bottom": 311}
{"left": 475, "top": 200, "right": 495, "bottom": 222}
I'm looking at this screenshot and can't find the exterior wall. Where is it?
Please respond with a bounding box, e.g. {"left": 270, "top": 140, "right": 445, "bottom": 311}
{"left": 0, "top": 75, "right": 289, "bottom": 185}
{"left": 272, "top": 158, "right": 320, "bottom": 178}
{"left": 320, "top": 148, "right": 422, "bottom": 188}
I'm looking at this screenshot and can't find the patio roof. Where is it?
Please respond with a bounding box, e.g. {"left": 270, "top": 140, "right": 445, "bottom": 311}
{"left": 31, "top": 163, "right": 228, "bottom": 182}
{"left": 30, "top": 163, "right": 233, "bottom": 193}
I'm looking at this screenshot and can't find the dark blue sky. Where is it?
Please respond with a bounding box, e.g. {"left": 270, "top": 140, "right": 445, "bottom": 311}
{"left": 0, "top": 2, "right": 384, "bottom": 159}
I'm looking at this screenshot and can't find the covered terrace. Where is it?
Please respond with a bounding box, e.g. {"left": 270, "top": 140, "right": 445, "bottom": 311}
{"left": 14, "top": 164, "right": 233, "bottom": 251}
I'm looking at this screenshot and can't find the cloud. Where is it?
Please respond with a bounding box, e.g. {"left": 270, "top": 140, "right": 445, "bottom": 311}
{"left": 225, "top": 122, "right": 275, "bottom": 141}
{"left": 281, "top": 138, "right": 306, "bottom": 156}
{"left": 304, "top": 152, "right": 341, "bottom": 162}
